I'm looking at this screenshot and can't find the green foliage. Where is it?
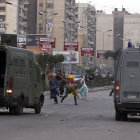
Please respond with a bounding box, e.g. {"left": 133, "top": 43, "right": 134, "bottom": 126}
{"left": 36, "top": 53, "right": 64, "bottom": 71}
{"left": 85, "top": 68, "right": 96, "bottom": 74}
{"left": 104, "top": 49, "right": 121, "bottom": 60}
{"left": 86, "top": 75, "right": 112, "bottom": 88}
{"left": 104, "top": 50, "right": 114, "bottom": 59}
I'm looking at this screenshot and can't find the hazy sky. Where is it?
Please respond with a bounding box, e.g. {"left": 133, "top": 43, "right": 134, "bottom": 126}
{"left": 76, "top": 0, "right": 140, "bottom": 14}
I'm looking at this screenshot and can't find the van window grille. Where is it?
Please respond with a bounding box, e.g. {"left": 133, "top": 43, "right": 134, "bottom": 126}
{"left": 127, "top": 61, "right": 139, "bottom": 67}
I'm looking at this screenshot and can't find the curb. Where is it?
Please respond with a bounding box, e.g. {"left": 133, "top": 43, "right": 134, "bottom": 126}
{"left": 88, "top": 86, "right": 113, "bottom": 92}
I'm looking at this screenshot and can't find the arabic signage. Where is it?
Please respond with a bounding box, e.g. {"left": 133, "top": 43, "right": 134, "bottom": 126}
{"left": 64, "top": 42, "right": 78, "bottom": 51}
{"left": 26, "top": 46, "right": 52, "bottom": 54}
{"left": 39, "top": 37, "right": 55, "bottom": 48}
{"left": 81, "top": 48, "right": 94, "bottom": 56}
{"left": 17, "top": 34, "right": 26, "bottom": 47}
{"left": 26, "top": 34, "right": 47, "bottom": 47}
{"left": 97, "top": 50, "right": 106, "bottom": 58}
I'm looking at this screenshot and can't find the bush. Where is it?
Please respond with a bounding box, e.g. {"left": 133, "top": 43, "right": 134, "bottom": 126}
{"left": 85, "top": 75, "right": 112, "bottom": 88}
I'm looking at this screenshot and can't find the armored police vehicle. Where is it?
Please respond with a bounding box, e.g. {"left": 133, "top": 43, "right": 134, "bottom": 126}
{"left": 0, "top": 45, "right": 44, "bottom": 115}
{"left": 114, "top": 47, "right": 140, "bottom": 121}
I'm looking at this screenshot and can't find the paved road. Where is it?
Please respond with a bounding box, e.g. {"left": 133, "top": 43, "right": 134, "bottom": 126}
{"left": 0, "top": 88, "right": 140, "bottom": 140}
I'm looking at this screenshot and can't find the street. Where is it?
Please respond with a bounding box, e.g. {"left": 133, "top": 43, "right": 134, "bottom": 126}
{"left": 0, "top": 88, "right": 140, "bottom": 140}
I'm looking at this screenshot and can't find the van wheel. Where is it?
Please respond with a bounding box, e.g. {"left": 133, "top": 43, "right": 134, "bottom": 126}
{"left": 14, "top": 101, "right": 23, "bottom": 115}
{"left": 122, "top": 113, "right": 128, "bottom": 121}
{"left": 34, "top": 102, "right": 41, "bottom": 114}
{"left": 115, "top": 109, "right": 122, "bottom": 121}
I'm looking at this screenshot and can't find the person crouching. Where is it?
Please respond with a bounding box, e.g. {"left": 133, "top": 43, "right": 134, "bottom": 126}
{"left": 61, "top": 83, "right": 80, "bottom": 105}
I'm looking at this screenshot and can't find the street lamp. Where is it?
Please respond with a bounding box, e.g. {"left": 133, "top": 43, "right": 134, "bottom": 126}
{"left": 119, "top": 38, "right": 131, "bottom": 48}
{"left": 39, "top": 11, "right": 58, "bottom": 35}
{"left": 5, "top": 1, "right": 13, "bottom": 5}
{"left": 39, "top": 11, "right": 58, "bottom": 16}
{"left": 96, "top": 29, "right": 112, "bottom": 76}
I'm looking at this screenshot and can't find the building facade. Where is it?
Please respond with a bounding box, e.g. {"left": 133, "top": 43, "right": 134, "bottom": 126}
{"left": 124, "top": 14, "right": 140, "bottom": 48}
{"left": 76, "top": 3, "right": 96, "bottom": 67}
{"left": 96, "top": 11, "right": 113, "bottom": 68}
{"left": 0, "top": 0, "right": 37, "bottom": 34}
{"left": 112, "top": 8, "right": 129, "bottom": 51}
{"left": 37, "top": 0, "right": 77, "bottom": 51}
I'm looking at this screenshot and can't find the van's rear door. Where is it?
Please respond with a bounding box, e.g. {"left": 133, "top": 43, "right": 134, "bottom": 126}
{"left": 120, "top": 50, "right": 140, "bottom": 102}
{"left": 0, "top": 46, "right": 6, "bottom": 97}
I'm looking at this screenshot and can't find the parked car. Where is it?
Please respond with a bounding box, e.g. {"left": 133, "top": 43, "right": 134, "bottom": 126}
{"left": 74, "top": 75, "right": 81, "bottom": 81}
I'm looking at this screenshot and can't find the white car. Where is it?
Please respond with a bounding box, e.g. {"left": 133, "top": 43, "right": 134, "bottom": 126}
{"left": 74, "top": 75, "right": 82, "bottom": 81}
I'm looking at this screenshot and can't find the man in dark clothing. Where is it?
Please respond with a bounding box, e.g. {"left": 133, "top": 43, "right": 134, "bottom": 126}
{"left": 49, "top": 76, "right": 59, "bottom": 104}
{"left": 89, "top": 72, "right": 94, "bottom": 90}
{"left": 61, "top": 83, "right": 80, "bottom": 105}
{"left": 56, "top": 70, "right": 65, "bottom": 97}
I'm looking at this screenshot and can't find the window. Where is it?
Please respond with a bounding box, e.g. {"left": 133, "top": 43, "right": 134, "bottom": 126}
{"left": 39, "top": 3, "right": 43, "bottom": 7}
{"left": 127, "top": 61, "right": 139, "bottom": 67}
{"left": 0, "top": 0, "right": 5, "bottom": 3}
{"left": 46, "top": 3, "right": 53, "bottom": 8}
{"left": 0, "top": 23, "right": 5, "bottom": 28}
{"left": 0, "top": 7, "right": 5, "bottom": 12}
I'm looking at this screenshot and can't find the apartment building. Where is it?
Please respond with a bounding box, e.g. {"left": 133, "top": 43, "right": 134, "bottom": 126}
{"left": 76, "top": 3, "right": 96, "bottom": 67}
{"left": 112, "top": 8, "right": 129, "bottom": 50}
{"left": 23, "top": 0, "right": 37, "bottom": 34}
{"left": 96, "top": 11, "right": 113, "bottom": 68}
{"left": 96, "top": 11, "right": 113, "bottom": 51}
{"left": 0, "top": 0, "right": 17, "bottom": 34}
{"left": 0, "top": 0, "right": 37, "bottom": 34}
{"left": 124, "top": 14, "right": 140, "bottom": 48}
{"left": 37, "top": 0, "right": 77, "bottom": 51}
{"left": 0, "top": 0, "right": 6, "bottom": 33}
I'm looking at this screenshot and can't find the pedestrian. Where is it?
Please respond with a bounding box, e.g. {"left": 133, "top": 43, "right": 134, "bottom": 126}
{"left": 48, "top": 73, "right": 53, "bottom": 99}
{"left": 109, "top": 81, "right": 114, "bottom": 96}
{"left": 61, "top": 83, "right": 80, "bottom": 105}
{"left": 89, "top": 72, "right": 94, "bottom": 90}
{"left": 68, "top": 73, "right": 74, "bottom": 84}
{"left": 41, "top": 71, "right": 46, "bottom": 91}
{"left": 49, "top": 75, "right": 59, "bottom": 104}
{"left": 109, "top": 88, "right": 114, "bottom": 96}
{"left": 56, "top": 70, "right": 62, "bottom": 96}
{"left": 79, "top": 76, "right": 88, "bottom": 100}
{"left": 85, "top": 73, "right": 89, "bottom": 84}
{"left": 60, "top": 71, "right": 68, "bottom": 97}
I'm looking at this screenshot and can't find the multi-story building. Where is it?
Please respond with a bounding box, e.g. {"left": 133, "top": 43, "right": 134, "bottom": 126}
{"left": 0, "top": 0, "right": 37, "bottom": 34}
{"left": 0, "top": 0, "right": 6, "bottom": 34}
{"left": 22, "top": 0, "right": 37, "bottom": 34}
{"left": 76, "top": 3, "right": 96, "bottom": 67}
{"left": 96, "top": 11, "right": 113, "bottom": 68}
{"left": 112, "top": 8, "right": 129, "bottom": 50}
{"left": 37, "top": 0, "right": 77, "bottom": 51}
{"left": 0, "top": 0, "right": 18, "bottom": 34}
{"left": 124, "top": 13, "right": 140, "bottom": 48}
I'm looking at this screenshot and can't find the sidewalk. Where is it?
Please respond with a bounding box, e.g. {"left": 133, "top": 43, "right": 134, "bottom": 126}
{"left": 88, "top": 86, "right": 113, "bottom": 92}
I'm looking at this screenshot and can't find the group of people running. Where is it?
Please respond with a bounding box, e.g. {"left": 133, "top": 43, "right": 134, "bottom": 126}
{"left": 48, "top": 70, "right": 88, "bottom": 105}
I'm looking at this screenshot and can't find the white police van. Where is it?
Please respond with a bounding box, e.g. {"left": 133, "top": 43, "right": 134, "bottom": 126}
{"left": 114, "top": 47, "right": 140, "bottom": 121}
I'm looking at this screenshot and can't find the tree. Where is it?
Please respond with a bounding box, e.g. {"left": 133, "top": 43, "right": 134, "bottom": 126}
{"left": 104, "top": 49, "right": 121, "bottom": 60}
{"left": 36, "top": 53, "right": 64, "bottom": 72}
